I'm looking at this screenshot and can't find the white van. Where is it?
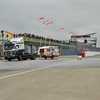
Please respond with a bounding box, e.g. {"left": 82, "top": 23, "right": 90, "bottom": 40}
{"left": 38, "top": 46, "right": 59, "bottom": 59}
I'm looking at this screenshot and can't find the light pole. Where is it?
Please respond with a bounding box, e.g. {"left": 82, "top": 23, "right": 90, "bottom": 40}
{"left": 1, "top": 31, "right": 3, "bottom": 57}
{"left": 48, "top": 36, "right": 51, "bottom": 46}
{"left": 59, "top": 28, "right": 64, "bottom": 52}
{"left": 40, "top": 36, "right": 42, "bottom": 47}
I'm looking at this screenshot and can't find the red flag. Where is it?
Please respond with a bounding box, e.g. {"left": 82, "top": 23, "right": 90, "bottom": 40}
{"left": 37, "top": 17, "right": 44, "bottom": 20}
{"left": 46, "top": 22, "right": 53, "bottom": 25}
{"left": 74, "top": 34, "right": 77, "bottom": 36}
{"left": 43, "top": 20, "right": 49, "bottom": 24}
{"left": 59, "top": 28, "right": 64, "bottom": 30}
{"left": 68, "top": 32, "right": 71, "bottom": 34}
{"left": 68, "top": 32, "right": 77, "bottom": 36}
{"left": 73, "top": 33, "right": 77, "bottom": 36}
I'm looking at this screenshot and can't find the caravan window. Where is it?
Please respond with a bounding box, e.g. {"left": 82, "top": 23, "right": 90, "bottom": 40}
{"left": 52, "top": 49, "right": 54, "bottom": 51}
{"left": 47, "top": 49, "right": 50, "bottom": 52}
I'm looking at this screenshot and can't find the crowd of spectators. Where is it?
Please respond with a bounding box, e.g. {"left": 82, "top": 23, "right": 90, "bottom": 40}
{"left": 1, "top": 32, "right": 75, "bottom": 45}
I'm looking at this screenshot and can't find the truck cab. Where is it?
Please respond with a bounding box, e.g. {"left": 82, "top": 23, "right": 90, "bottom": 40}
{"left": 4, "top": 37, "right": 36, "bottom": 61}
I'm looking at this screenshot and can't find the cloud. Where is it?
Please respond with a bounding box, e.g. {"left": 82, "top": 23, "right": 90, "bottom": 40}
{"left": 0, "top": 0, "right": 100, "bottom": 47}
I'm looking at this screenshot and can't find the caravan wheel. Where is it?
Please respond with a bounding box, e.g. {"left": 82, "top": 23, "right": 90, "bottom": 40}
{"left": 44, "top": 56, "right": 47, "bottom": 59}
{"left": 51, "top": 55, "right": 54, "bottom": 59}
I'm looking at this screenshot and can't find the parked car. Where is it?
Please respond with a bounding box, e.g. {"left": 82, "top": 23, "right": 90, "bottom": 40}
{"left": 33, "top": 50, "right": 39, "bottom": 57}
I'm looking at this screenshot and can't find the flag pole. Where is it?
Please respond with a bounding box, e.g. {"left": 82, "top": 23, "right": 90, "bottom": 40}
{"left": 51, "top": 24, "right": 52, "bottom": 46}
{"left": 46, "top": 21, "right": 53, "bottom": 46}
{"left": 39, "top": 17, "right": 44, "bottom": 47}
{"left": 37, "top": 16, "right": 44, "bottom": 47}
{"left": 43, "top": 20, "right": 46, "bottom": 46}
{"left": 49, "top": 25, "right": 50, "bottom": 46}
{"left": 43, "top": 24, "right": 46, "bottom": 46}
{"left": 59, "top": 28, "right": 64, "bottom": 49}
{"left": 61, "top": 30, "right": 63, "bottom": 49}
{"left": 49, "top": 24, "right": 52, "bottom": 46}
{"left": 43, "top": 19, "right": 49, "bottom": 46}
{"left": 40, "top": 20, "right": 43, "bottom": 47}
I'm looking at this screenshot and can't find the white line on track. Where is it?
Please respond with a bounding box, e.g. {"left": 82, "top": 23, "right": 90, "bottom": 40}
{"left": 0, "top": 67, "right": 46, "bottom": 80}
{"left": 0, "top": 58, "right": 76, "bottom": 80}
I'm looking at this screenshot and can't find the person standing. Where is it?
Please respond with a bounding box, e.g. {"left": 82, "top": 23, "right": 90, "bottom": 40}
{"left": 81, "top": 49, "right": 85, "bottom": 57}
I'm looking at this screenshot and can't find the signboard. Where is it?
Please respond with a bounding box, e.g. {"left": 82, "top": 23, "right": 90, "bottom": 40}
{"left": 77, "top": 38, "right": 84, "bottom": 42}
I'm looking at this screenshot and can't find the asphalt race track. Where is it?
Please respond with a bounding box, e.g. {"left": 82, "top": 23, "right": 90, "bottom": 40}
{"left": 0, "top": 55, "right": 100, "bottom": 100}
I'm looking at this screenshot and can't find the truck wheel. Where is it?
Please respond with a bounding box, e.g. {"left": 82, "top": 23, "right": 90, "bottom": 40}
{"left": 8, "top": 59, "right": 11, "bottom": 61}
{"left": 31, "top": 54, "right": 36, "bottom": 60}
{"left": 44, "top": 56, "right": 47, "bottom": 59}
{"left": 33, "top": 54, "right": 36, "bottom": 60}
{"left": 18, "top": 54, "right": 22, "bottom": 60}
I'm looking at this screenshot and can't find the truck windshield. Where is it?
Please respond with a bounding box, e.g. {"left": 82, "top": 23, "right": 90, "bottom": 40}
{"left": 4, "top": 45, "right": 15, "bottom": 50}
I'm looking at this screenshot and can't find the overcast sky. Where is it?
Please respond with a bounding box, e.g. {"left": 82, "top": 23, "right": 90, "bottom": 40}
{"left": 0, "top": 0, "right": 100, "bottom": 47}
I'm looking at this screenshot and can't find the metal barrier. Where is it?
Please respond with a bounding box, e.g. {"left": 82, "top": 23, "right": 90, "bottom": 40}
{"left": 59, "top": 49, "right": 81, "bottom": 56}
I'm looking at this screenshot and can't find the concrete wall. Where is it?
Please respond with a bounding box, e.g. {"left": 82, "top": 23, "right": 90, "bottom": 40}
{"left": 85, "top": 51, "right": 100, "bottom": 57}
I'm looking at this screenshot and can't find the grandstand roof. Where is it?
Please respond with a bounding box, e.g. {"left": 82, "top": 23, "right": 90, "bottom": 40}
{"left": 76, "top": 33, "right": 96, "bottom": 36}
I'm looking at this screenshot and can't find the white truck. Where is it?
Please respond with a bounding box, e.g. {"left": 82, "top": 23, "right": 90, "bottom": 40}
{"left": 4, "top": 37, "right": 36, "bottom": 61}
{"left": 38, "top": 46, "right": 59, "bottom": 59}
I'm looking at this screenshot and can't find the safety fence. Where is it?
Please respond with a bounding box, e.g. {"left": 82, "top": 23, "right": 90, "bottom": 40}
{"left": 59, "top": 49, "right": 81, "bottom": 56}
{"left": 24, "top": 37, "right": 76, "bottom": 48}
